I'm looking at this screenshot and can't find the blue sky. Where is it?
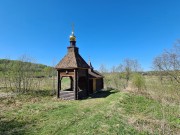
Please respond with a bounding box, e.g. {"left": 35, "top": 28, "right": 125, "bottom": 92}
{"left": 0, "top": 0, "right": 180, "bottom": 71}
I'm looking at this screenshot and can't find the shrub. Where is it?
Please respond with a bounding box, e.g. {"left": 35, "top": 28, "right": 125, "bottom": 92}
{"left": 132, "top": 73, "right": 146, "bottom": 91}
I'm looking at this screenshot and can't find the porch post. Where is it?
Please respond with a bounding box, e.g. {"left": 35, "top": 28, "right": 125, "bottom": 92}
{"left": 86, "top": 69, "right": 89, "bottom": 96}
{"left": 70, "top": 77, "right": 73, "bottom": 90}
{"left": 57, "top": 70, "right": 60, "bottom": 98}
{"left": 74, "top": 69, "right": 78, "bottom": 100}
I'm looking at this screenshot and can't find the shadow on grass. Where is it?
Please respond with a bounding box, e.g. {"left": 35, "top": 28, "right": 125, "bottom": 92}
{"left": 0, "top": 117, "right": 29, "bottom": 135}
{"left": 89, "top": 89, "right": 118, "bottom": 99}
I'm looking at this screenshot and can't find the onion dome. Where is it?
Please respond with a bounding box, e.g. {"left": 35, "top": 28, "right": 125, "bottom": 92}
{"left": 70, "top": 31, "right": 76, "bottom": 41}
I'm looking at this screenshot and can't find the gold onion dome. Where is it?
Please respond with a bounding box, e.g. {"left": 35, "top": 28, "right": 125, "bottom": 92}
{"left": 70, "top": 31, "right": 76, "bottom": 41}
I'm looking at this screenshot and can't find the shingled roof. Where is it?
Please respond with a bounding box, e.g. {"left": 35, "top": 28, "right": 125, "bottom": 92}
{"left": 55, "top": 47, "right": 90, "bottom": 69}
{"left": 89, "top": 70, "right": 104, "bottom": 78}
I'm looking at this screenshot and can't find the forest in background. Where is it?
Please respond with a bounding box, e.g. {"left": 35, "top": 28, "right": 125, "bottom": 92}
{"left": 0, "top": 57, "right": 56, "bottom": 94}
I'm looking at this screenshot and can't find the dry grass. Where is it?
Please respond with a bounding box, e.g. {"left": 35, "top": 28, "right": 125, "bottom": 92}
{"left": 103, "top": 73, "right": 180, "bottom": 134}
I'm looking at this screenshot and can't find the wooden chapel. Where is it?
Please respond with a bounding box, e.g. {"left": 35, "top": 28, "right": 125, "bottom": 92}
{"left": 55, "top": 29, "right": 104, "bottom": 100}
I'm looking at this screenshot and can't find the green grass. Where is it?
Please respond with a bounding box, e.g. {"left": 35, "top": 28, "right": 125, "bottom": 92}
{"left": 0, "top": 89, "right": 179, "bottom": 135}
{"left": 119, "top": 94, "right": 180, "bottom": 134}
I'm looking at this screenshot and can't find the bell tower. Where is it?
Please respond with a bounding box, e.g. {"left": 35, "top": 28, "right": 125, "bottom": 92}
{"left": 68, "top": 25, "right": 79, "bottom": 54}
{"left": 69, "top": 24, "right": 76, "bottom": 47}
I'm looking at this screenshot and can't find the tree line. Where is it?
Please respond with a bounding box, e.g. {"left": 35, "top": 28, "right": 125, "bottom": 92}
{"left": 99, "top": 40, "right": 180, "bottom": 91}
{"left": 0, "top": 55, "right": 56, "bottom": 93}
{"left": 99, "top": 58, "right": 145, "bottom": 91}
{"left": 0, "top": 40, "right": 179, "bottom": 93}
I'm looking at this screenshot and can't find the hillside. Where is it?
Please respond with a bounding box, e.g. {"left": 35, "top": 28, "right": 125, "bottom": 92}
{"left": 0, "top": 59, "right": 55, "bottom": 77}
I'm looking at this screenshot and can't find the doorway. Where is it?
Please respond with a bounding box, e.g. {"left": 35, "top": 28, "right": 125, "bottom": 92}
{"left": 61, "top": 77, "right": 73, "bottom": 91}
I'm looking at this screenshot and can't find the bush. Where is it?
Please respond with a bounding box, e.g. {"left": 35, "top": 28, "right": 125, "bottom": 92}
{"left": 132, "top": 73, "right": 146, "bottom": 91}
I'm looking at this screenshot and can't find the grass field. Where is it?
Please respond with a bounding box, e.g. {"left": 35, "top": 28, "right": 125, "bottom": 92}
{"left": 0, "top": 91, "right": 179, "bottom": 134}
{"left": 0, "top": 75, "right": 180, "bottom": 135}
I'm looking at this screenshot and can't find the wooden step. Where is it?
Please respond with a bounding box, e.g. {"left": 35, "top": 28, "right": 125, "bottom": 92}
{"left": 60, "top": 91, "right": 75, "bottom": 100}
{"left": 60, "top": 91, "right": 74, "bottom": 95}
{"left": 62, "top": 96, "right": 75, "bottom": 100}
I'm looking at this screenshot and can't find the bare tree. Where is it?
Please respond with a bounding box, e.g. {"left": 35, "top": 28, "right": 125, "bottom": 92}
{"left": 122, "top": 59, "right": 142, "bottom": 86}
{"left": 1, "top": 59, "right": 11, "bottom": 90}
{"left": 51, "top": 59, "right": 57, "bottom": 95}
{"left": 108, "top": 62, "right": 129, "bottom": 89}
{"left": 116, "top": 64, "right": 123, "bottom": 73}
{"left": 99, "top": 64, "right": 108, "bottom": 73}
{"left": 1, "top": 55, "right": 37, "bottom": 93}
{"left": 107, "top": 60, "right": 141, "bottom": 90}
{"left": 111, "top": 66, "right": 116, "bottom": 73}
{"left": 153, "top": 43, "right": 180, "bottom": 85}
{"left": 11, "top": 55, "right": 36, "bottom": 93}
